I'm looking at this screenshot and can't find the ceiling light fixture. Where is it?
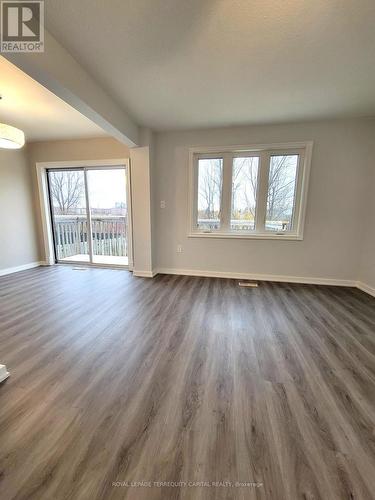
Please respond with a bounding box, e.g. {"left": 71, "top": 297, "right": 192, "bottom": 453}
{"left": 0, "top": 95, "right": 25, "bottom": 149}
{"left": 0, "top": 123, "right": 25, "bottom": 149}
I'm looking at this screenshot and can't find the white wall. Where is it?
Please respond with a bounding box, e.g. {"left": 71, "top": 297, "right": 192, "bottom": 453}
{"left": 138, "top": 128, "right": 157, "bottom": 274}
{"left": 154, "top": 118, "right": 375, "bottom": 282}
{"left": 359, "top": 162, "right": 375, "bottom": 292}
{"left": 1, "top": 118, "right": 372, "bottom": 286}
{"left": 27, "top": 137, "right": 153, "bottom": 273}
{"left": 0, "top": 148, "right": 39, "bottom": 271}
{"left": 27, "top": 137, "right": 130, "bottom": 262}
{"left": 130, "top": 146, "right": 153, "bottom": 275}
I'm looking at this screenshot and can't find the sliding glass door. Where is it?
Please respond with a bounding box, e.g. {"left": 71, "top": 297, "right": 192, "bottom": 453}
{"left": 87, "top": 168, "right": 128, "bottom": 266}
{"left": 47, "top": 166, "right": 130, "bottom": 267}
{"left": 48, "top": 169, "right": 90, "bottom": 263}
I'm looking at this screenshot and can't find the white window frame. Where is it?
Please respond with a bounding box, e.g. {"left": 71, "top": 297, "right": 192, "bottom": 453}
{"left": 188, "top": 141, "right": 313, "bottom": 240}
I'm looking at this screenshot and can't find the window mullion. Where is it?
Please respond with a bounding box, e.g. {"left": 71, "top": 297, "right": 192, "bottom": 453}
{"left": 192, "top": 155, "right": 199, "bottom": 231}
{"left": 255, "top": 151, "right": 270, "bottom": 232}
{"left": 220, "top": 153, "right": 232, "bottom": 231}
{"left": 291, "top": 152, "right": 304, "bottom": 233}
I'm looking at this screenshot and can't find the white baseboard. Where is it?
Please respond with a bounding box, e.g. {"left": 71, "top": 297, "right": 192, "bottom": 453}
{"left": 0, "top": 261, "right": 44, "bottom": 277}
{"left": 155, "top": 268, "right": 356, "bottom": 287}
{"left": 1, "top": 262, "right": 373, "bottom": 299}
{"left": 133, "top": 269, "right": 157, "bottom": 278}
{"left": 356, "top": 281, "right": 375, "bottom": 298}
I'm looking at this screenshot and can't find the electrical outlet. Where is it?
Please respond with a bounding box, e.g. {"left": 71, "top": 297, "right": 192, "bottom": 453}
{"left": 177, "top": 244, "right": 183, "bottom": 253}
{"left": 160, "top": 200, "right": 166, "bottom": 209}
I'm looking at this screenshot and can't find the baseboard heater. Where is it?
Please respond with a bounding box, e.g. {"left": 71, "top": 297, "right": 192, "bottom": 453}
{"left": 0, "top": 364, "right": 9, "bottom": 383}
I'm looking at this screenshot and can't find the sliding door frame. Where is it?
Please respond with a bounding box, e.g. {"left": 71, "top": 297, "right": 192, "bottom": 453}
{"left": 36, "top": 159, "right": 133, "bottom": 270}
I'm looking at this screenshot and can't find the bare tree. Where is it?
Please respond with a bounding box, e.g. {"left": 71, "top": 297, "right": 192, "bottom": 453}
{"left": 197, "top": 155, "right": 297, "bottom": 230}
{"left": 232, "top": 157, "right": 258, "bottom": 219}
{"left": 49, "top": 172, "right": 85, "bottom": 214}
{"left": 198, "top": 159, "right": 222, "bottom": 219}
{"left": 266, "top": 155, "right": 297, "bottom": 223}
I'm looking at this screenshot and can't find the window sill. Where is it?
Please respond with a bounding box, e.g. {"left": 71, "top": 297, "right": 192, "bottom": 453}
{"left": 188, "top": 231, "right": 303, "bottom": 241}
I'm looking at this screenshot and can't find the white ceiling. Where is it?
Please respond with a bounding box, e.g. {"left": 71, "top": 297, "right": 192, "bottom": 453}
{"left": 0, "top": 56, "right": 107, "bottom": 142}
{"left": 45, "top": 0, "right": 375, "bottom": 131}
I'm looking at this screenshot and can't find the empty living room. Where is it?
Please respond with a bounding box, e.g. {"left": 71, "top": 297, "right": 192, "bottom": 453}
{"left": 1, "top": 1, "right": 375, "bottom": 499}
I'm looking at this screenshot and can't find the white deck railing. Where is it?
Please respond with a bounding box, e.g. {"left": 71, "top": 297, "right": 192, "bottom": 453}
{"left": 54, "top": 216, "right": 127, "bottom": 260}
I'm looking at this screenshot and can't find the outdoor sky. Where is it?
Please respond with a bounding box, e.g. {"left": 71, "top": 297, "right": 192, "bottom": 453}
{"left": 87, "top": 169, "right": 127, "bottom": 209}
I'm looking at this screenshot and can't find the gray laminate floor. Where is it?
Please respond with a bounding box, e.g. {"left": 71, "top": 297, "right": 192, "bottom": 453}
{"left": 0, "top": 266, "right": 374, "bottom": 499}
